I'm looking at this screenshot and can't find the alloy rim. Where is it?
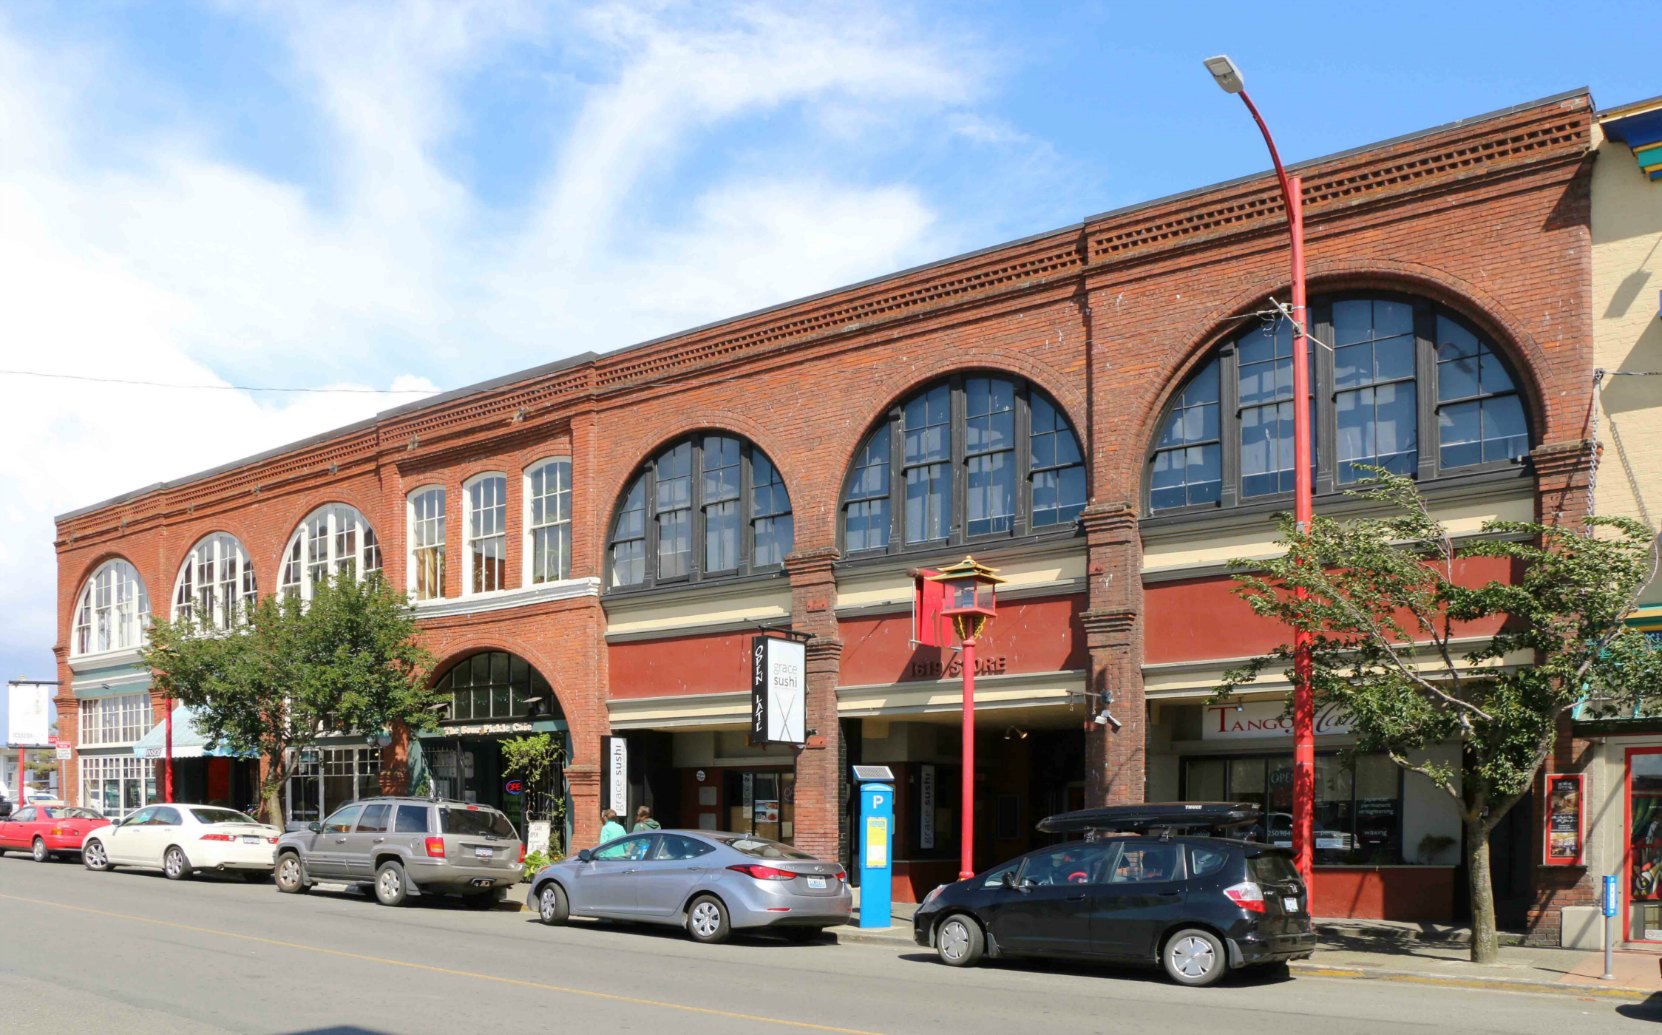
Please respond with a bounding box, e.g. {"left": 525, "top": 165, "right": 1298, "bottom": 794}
{"left": 166, "top": 850, "right": 183, "bottom": 877}
{"left": 939, "top": 920, "right": 969, "bottom": 960}
{"left": 278, "top": 858, "right": 299, "bottom": 887}
{"left": 86, "top": 842, "right": 105, "bottom": 868}
{"left": 1171, "top": 936, "right": 1215, "bottom": 978}
{"left": 540, "top": 887, "right": 558, "bottom": 920}
{"left": 33, "top": 839, "right": 47, "bottom": 862}
{"left": 691, "top": 902, "right": 720, "bottom": 937}
{"left": 379, "top": 869, "right": 401, "bottom": 900}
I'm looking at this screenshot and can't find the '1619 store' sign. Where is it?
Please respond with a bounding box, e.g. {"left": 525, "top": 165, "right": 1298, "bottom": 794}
{"left": 908, "top": 655, "right": 1009, "bottom": 679}
{"left": 1203, "top": 701, "right": 1353, "bottom": 740}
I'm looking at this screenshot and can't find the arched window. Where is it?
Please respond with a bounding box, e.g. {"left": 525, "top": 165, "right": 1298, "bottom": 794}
{"left": 841, "top": 373, "right": 1085, "bottom": 554}
{"left": 1146, "top": 292, "right": 1530, "bottom": 514}
{"left": 407, "top": 486, "right": 446, "bottom": 600}
{"left": 464, "top": 473, "right": 508, "bottom": 595}
{"left": 434, "top": 651, "right": 561, "bottom": 722}
{"left": 72, "top": 559, "right": 150, "bottom": 656}
{"left": 608, "top": 434, "right": 794, "bottom": 589}
{"left": 525, "top": 458, "right": 572, "bottom": 585}
{"left": 173, "top": 533, "right": 257, "bottom": 629}
{"left": 279, "top": 504, "right": 382, "bottom": 601}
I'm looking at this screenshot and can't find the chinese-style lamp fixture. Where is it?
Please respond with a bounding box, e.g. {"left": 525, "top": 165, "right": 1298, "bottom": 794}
{"left": 930, "top": 556, "right": 1004, "bottom": 641}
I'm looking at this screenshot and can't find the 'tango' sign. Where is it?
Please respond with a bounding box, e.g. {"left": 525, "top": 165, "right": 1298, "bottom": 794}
{"left": 1203, "top": 701, "right": 1352, "bottom": 740}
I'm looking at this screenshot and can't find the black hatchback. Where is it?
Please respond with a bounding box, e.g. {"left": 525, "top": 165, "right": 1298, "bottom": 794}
{"left": 911, "top": 804, "right": 1316, "bottom": 987}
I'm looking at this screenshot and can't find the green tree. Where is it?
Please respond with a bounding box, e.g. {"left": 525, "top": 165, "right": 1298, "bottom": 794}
{"left": 143, "top": 573, "right": 439, "bottom": 829}
{"left": 1221, "top": 472, "right": 1662, "bottom": 963}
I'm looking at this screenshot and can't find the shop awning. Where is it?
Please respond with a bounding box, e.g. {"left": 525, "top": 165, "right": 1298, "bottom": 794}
{"left": 131, "top": 704, "right": 253, "bottom": 760}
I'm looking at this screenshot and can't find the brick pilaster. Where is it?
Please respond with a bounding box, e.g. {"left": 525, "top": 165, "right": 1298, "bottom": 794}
{"left": 786, "top": 548, "right": 843, "bottom": 863}
{"left": 1079, "top": 502, "right": 1146, "bottom": 806}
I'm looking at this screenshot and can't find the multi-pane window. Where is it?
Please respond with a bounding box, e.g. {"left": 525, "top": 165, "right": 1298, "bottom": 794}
{"left": 279, "top": 504, "right": 382, "bottom": 601}
{"left": 172, "top": 533, "right": 257, "bottom": 630}
{"left": 526, "top": 459, "right": 573, "bottom": 585}
{"left": 1182, "top": 751, "right": 1404, "bottom": 865}
{"left": 78, "top": 693, "right": 152, "bottom": 746}
{"left": 435, "top": 651, "right": 559, "bottom": 722}
{"left": 408, "top": 487, "right": 446, "bottom": 600}
{"left": 72, "top": 559, "right": 150, "bottom": 656}
{"left": 284, "top": 746, "right": 382, "bottom": 825}
{"left": 465, "top": 474, "right": 508, "bottom": 595}
{"left": 1146, "top": 293, "right": 1533, "bottom": 514}
{"left": 842, "top": 374, "right": 1086, "bottom": 553}
{"left": 610, "top": 435, "right": 794, "bottom": 588}
{"left": 79, "top": 754, "right": 156, "bottom": 819}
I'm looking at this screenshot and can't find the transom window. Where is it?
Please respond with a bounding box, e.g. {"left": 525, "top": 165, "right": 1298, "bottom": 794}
{"left": 72, "top": 559, "right": 150, "bottom": 656}
{"left": 172, "top": 533, "right": 257, "bottom": 630}
{"left": 79, "top": 693, "right": 152, "bottom": 746}
{"left": 841, "top": 373, "right": 1085, "bottom": 554}
{"left": 525, "top": 458, "right": 573, "bottom": 585}
{"left": 464, "top": 474, "right": 508, "bottom": 595}
{"left": 407, "top": 486, "right": 446, "bottom": 600}
{"left": 279, "top": 504, "right": 382, "bottom": 602}
{"left": 1147, "top": 293, "right": 1530, "bottom": 514}
{"left": 434, "top": 651, "right": 560, "bottom": 722}
{"left": 609, "top": 434, "right": 794, "bottom": 589}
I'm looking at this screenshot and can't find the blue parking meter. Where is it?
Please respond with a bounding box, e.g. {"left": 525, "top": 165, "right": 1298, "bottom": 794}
{"left": 1604, "top": 874, "right": 1619, "bottom": 918}
{"left": 854, "top": 766, "right": 895, "bottom": 929}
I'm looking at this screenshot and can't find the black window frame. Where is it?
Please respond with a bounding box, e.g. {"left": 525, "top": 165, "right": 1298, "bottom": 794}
{"left": 434, "top": 650, "right": 560, "bottom": 724}
{"left": 607, "top": 433, "right": 794, "bottom": 591}
{"left": 839, "top": 372, "right": 1087, "bottom": 557}
{"left": 1144, "top": 292, "right": 1532, "bottom": 517}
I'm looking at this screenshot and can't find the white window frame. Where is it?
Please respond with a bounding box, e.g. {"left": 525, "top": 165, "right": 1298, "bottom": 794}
{"left": 172, "top": 533, "right": 257, "bottom": 630}
{"left": 279, "top": 503, "right": 383, "bottom": 602}
{"left": 282, "top": 745, "right": 382, "bottom": 824}
{"left": 523, "top": 457, "right": 573, "bottom": 587}
{"left": 71, "top": 559, "right": 150, "bottom": 657}
{"left": 78, "top": 693, "right": 152, "bottom": 747}
{"left": 463, "top": 472, "right": 509, "bottom": 596}
{"left": 78, "top": 754, "right": 157, "bottom": 820}
{"left": 407, "top": 486, "right": 447, "bottom": 601}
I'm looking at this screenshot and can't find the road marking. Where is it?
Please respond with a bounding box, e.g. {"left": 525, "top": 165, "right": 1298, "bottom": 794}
{"left": 1294, "top": 964, "right": 1650, "bottom": 1002}
{"left": 0, "top": 892, "right": 887, "bottom": 1034}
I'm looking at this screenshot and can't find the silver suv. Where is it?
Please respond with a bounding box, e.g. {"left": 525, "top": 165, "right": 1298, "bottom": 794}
{"left": 274, "top": 796, "right": 523, "bottom": 908}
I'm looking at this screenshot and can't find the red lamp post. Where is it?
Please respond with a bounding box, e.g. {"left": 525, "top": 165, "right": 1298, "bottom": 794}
{"left": 930, "top": 557, "right": 1005, "bottom": 881}
{"left": 1204, "top": 54, "right": 1315, "bottom": 894}
{"left": 164, "top": 695, "right": 175, "bottom": 803}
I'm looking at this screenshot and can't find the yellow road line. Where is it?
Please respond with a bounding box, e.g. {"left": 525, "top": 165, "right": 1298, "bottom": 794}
{"left": 0, "top": 892, "right": 887, "bottom": 1035}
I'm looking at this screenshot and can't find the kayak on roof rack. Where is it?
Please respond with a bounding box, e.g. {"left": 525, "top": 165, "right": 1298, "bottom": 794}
{"left": 1036, "top": 801, "right": 1260, "bottom": 836}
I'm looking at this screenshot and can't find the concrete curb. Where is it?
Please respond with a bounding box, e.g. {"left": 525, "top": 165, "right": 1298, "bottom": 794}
{"left": 831, "top": 925, "right": 914, "bottom": 947}
{"left": 1290, "top": 961, "right": 1651, "bottom": 1001}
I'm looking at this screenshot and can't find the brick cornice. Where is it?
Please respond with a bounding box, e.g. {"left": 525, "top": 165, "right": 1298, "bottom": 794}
{"left": 1530, "top": 440, "right": 1592, "bottom": 480}
{"left": 1080, "top": 609, "right": 1138, "bottom": 647}
{"left": 784, "top": 548, "right": 841, "bottom": 583}
{"left": 1080, "top": 502, "right": 1138, "bottom": 545}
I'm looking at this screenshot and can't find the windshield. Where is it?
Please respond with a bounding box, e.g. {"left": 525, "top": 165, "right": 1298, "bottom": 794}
{"left": 44, "top": 807, "right": 102, "bottom": 820}
{"left": 439, "top": 807, "right": 515, "bottom": 838}
{"left": 717, "top": 836, "right": 814, "bottom": 860}
{"left": 190, "top": 808, "right": 261, "bottom": 825}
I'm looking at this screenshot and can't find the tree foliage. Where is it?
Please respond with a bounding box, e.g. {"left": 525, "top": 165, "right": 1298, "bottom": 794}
{"left": 1220, "top": 471, "right": 1662, "bottom": 961}
{"left": 143, "top": 573, "right": 439, "bottom": 828}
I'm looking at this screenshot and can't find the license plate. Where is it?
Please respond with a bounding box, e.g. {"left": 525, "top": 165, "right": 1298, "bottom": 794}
{"left": 806, "top": 876, "right": 827, "bottom": 889}
{"left": 473, "top": 847, "right": 493, "bottom": 859}
{"left": 241, "top": 835, "right": 261, "bottom": 844}
{"left": 1285, "top": 897, "right": 1301, "bottom": 913}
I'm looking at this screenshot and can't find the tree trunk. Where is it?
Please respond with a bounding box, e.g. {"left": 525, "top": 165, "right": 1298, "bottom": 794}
{"left": 261, "top": 752, "right": 287, "bottom": 831}
{"left": 1465, "top": 814, "right": 1500, "bottom": 963}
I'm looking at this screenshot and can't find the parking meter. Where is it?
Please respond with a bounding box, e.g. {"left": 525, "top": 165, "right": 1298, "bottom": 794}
{"left": 854, "top": 766, "right": 895, "bottom": 929}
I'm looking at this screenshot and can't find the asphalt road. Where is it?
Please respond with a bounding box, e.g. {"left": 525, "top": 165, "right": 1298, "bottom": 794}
{"left": 1, "top": 854, "right": 1657, "bottom": 1034}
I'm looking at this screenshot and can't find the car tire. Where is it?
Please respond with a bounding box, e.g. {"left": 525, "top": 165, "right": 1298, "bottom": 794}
{"left": 83, "top": 838, "right": 112, "bottom": 872}
{"left": 536, "top": 881, "right": 570, "bottom": 926}
{"left": 32, "top": 837, "right": 51, "bottom": 863}
{"left": 1163, "top": 928, "right": 1227, "bottom": 987}
{"left": 935, "top": 914, "right": 985, "bottom": 967}
{"left": 373, "top": 860, "right": 410, "bottom": 907}
{"left": 163, "top": 846, "right": 193, "bottom": 881}
{"left": 685, "top": 894, "right": 731, "bottom": 944}
{"left": 274, "top": 853, "right": 309, "bottom": 894}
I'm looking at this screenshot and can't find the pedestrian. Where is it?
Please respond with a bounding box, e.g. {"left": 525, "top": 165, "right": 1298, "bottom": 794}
{"left": 631, "top": 805, "right": 661, "bottom": 833}
{"left": 600, "top": 808, "right": 626, "bottom": 845}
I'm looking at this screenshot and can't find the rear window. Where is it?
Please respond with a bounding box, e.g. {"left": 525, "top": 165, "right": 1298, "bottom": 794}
{"left": 1248, "top": 851, "right": 1300, "bottom": 884}
{"left": 717, "top": 836, "right": 814, "bottom": 860}
{"left": 190, "top": 808, "right": 259, "bottom": 825}
{"left": 1188, "top": 844, "right": 1232, "bottom": 878}
{"left": 46, "top": 807, "right": 103, "bottom": 820}
{"left": 439, "top": 807, "right": 515, "bottom": 838}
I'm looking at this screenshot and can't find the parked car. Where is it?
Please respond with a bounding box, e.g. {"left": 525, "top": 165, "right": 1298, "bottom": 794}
{"left": 82, "top": 804, "right": 280, "bottom": 880}
{"left": 912, "top": 803, "right": 1316, "bottom": 987}
{"left": 0, "top": 795, "right": 12, "bottom": 819}
{"left": 273, "top": 796, "right": 523, "bottom": 908}
{"left": 0, "top": 804, "right": 106, "bottom": 862}
{"left": 526, "top": 830, "right": 850, "bottom": 944}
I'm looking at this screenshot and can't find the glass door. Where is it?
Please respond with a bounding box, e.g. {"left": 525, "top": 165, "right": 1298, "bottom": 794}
{"left": 1627, "top": 749, "right": 1662, "bottom": 941}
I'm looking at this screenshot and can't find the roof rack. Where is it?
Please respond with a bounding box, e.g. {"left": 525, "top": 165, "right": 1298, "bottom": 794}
{"left": 1037, "top": 802, "right": 1260, "bottom": 840}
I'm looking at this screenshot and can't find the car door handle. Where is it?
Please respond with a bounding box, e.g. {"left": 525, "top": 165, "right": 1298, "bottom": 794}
{"left": 1066, "top": 893, "right": 1086, "bottom": 902}
{"left": 334, "top": 838, "right": 347, "bottom": 844}
{"left": 620, "top": 868, "right": 638, "bottom": 875}
{"left": 1157, "top": 890, "right": 1182, "bottom": 898}
{"left": 373, "top": 838, "right": 385, "bottom": 844}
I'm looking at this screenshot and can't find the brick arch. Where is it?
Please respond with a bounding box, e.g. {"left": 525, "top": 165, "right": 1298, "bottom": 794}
{"left": 163, "top": 528, "right": 262, "bottom": 598}
{"left": 422, "top": 638, "right": 599, "bottom": 766}
{"left": 261, "top": 493, "right": 390, "bottom": 589}
{"left": 62, "top": 551, "right": 155, "bottom": 643}
{"left": 1125, "top": 261, "right": 1557, "bottom": 493}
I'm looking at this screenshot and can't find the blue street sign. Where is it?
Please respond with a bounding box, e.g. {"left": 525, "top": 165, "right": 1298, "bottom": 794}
{"left": 857, "top": 778, "right": 894, "bottom": 930}
{"left": 1604, "top": 874, "right": 1619, "bottom": 918}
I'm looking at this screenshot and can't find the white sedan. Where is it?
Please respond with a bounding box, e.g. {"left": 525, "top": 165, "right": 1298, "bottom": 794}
{"left": 83, "top": 803, "right": 280, "bottom": 881}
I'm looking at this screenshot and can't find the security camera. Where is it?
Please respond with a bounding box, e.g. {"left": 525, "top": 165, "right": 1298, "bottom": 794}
{"left": 1094, "top": 708, "right": 1123, "bottom": 731}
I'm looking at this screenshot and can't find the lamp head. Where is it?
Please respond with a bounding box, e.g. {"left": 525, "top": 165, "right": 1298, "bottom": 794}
{"left": 1204, "top": 54, "right": 1244, "bottom": 94}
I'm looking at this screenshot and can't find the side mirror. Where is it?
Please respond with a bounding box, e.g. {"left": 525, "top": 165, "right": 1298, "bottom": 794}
{"left": 577, "top": 849, "right": 593, "bottom": 863}
{"left": 1000, "top": 870, "right": 1018, "bottom": 890}
{"left": 307, "top": 822, "right": 321, "bottom": 833}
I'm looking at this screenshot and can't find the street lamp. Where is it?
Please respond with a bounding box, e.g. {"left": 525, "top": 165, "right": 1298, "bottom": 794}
{"left": 1204, "top": 54, "right": 1316, "bottom": 894}
{"left": 930, "top": 556, "right": 1004, "bottom": 881}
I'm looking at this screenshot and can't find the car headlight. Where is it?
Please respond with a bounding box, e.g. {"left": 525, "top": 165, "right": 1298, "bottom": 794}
{"left": 920, "top": 884, "right": 945, "bottom": 910}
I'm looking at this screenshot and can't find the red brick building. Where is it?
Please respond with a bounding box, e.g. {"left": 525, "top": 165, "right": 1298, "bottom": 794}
{"left": 54, "top": 91, "right": 1596, "bottom": 923}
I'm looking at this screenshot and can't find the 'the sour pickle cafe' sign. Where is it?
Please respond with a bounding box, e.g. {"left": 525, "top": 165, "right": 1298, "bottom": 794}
{"left": 1202, "top": 701, "right": 1353, "bottom": 740}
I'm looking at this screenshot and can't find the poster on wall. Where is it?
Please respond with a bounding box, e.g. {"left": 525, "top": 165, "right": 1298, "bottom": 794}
{"left": 1543, "top": 772, "right": 1585, "bottom": 866}
{"left": 919, "top": 764, "right": 936, "bottom": 849}
{"left": 750, "top": 636, "right": 806, "bottom": 745}
{"left": 5, "top": 682, "right": 53, "bottom": 747}
{"left": 602, "top": 735, "right": 629, "bottom": 816}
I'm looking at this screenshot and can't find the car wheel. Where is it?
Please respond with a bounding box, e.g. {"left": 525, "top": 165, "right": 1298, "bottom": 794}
{"left": 1163, "top": 928, "right": 1227, "bottom": 987}
{"left": 83, "top": 838, "right": 112, "bottom": 871}
{"left": 163, "top": 846, "right": 193, "bottom": 881}
{"left": 274, "top": 853, "right": 309, "bottom": 894}
{"left": 685, "top": 894, "right": 731, "bottom": 944}
{"left": 32, "top": 837, "right": 51, "bottom": 863}
{"left": 373, "top": 861, "right": 410, "bottom": 907}
{"left": 935, "top": 914, "right": 985, "bottom": 967}
{"left": 536, "top": 882, "right": 570, "bottom": 926}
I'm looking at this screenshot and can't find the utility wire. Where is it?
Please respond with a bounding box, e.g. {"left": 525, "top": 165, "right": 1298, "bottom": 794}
{"left": 0, "top": 368, "right": 435, "bottom": 395}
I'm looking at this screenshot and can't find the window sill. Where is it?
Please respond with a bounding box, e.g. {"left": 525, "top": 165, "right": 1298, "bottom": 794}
{"left": 835, "top": 525, "right": 1084, "bottom": 574}
{"left": 412, "top": 578, "right": 600, "bottom": 618}
{"left": 67, "top": 648, "right": 148, "bottom": 674}
{"left": 601, "top": 566, "right": 791, "bottom": 603}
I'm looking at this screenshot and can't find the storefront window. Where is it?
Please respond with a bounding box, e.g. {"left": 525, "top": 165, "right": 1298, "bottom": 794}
{"left": 1182, "top": 751, "right": 1403, "bottom": 864}
{"left": 1629, "top": 751, "right": 1662, "bottom": 941}
{"left": 285, "top": 746, "right": 381, "bottom": 824}
{"left": 724, "top": 770, "right": 795, "bottom": 844}
{"left": 435, "top": 651, "right": 558, "bottom": 723}
{"left": 79, "top": 754, "right": 157, "bottom": 820}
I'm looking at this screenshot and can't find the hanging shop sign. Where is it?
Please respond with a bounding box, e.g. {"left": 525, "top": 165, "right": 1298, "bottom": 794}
{"left": 750, "top": 636, "right": 806, "bottom": 745}
{"left": 919, "top": 764, "right": 937, "bottom": 850}
{"left": 1202, "top": 701, "right": 1353, "bottom": 741}
{"left": 602, "top": 735, "right": 629, "bottom": 816}
{"left": 1543, "top": 772, "right": 1585, "bottom": 867}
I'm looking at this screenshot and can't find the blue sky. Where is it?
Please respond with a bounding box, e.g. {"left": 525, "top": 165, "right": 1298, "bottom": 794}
{"left": 1, "top": 0, "right": 1657, "bottom": 740}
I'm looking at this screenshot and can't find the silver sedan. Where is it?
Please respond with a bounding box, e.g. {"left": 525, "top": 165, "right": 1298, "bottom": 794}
{"left": 526, "top": 830, "right": 851, "bottom": 943}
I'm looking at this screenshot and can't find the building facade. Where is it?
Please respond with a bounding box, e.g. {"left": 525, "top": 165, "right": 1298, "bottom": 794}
{"left": 55, "top": 92, "right": 1600, "bottom": 920}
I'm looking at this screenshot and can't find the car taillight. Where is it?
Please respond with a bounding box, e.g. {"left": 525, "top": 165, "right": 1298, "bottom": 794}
{"left": 518, "top": 843, "right": 527, "bottom": 863}
{"left": 266, "top": 837, "right": 279, "bottom": 844}
{"left": 1223, "top": 881, "right": 1266, "bottom": 913}
{"left": 425, "top": 837, "right": 446, "bottom": 858}
{"left": 200, "top": 833, "right": 236, "bottom": 842}
{"left": 728, "top": 863, "right": 797, "bottom": 881}
{"left": 51, "top": 826, "right": 65, "bottom": 837}
{"left": 834, "top": 870, "right": 847, "bottom": 883}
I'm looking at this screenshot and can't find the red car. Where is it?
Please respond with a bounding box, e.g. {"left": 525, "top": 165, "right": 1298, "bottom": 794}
{"left": 0, "top": 804, "right": 107, "bottom": 862}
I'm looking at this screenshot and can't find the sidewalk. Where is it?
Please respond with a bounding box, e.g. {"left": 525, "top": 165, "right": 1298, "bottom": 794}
{"left": 840, "top": 892, "right": 1661, "bottom": 1001}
